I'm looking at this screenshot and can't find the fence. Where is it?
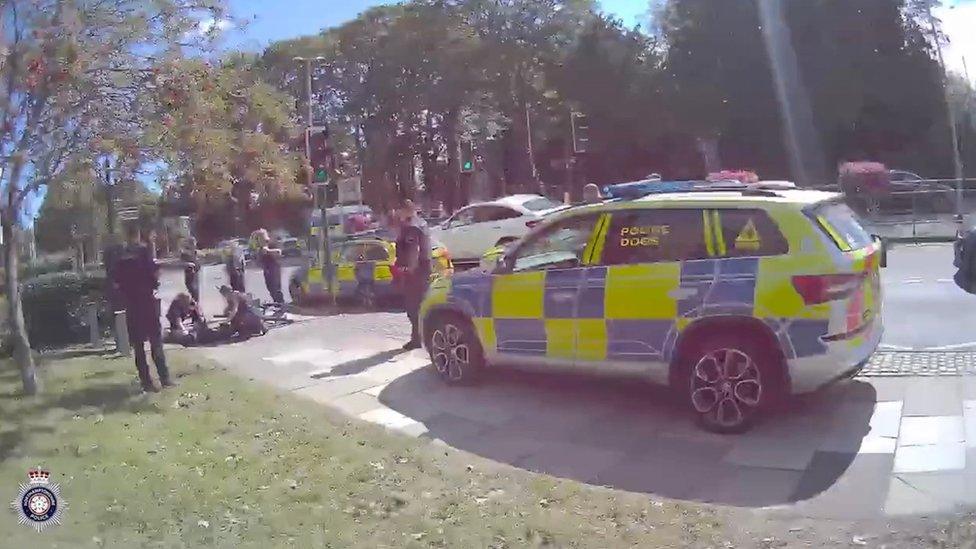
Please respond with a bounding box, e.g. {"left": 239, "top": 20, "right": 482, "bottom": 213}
{"left": 818, "top": 178, "right": 976, "bottom": 243}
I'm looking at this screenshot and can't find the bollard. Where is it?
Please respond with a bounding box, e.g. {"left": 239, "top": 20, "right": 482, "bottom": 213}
{"left": 87, "top": 303, "right": 100, "bottom": 348}
{"left": 114, "top": 310, "right": 131, "bottom": 356}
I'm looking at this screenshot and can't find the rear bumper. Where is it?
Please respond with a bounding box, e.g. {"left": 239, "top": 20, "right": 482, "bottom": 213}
{"left": 787, "top": 320, "right": 882, "bottom": 394}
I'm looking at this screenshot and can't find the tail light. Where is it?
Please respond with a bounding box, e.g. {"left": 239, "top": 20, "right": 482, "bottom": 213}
{"left": 526, "top": 219, "right": 542, "bottom": 228}
{"left": 791, "top": 273, "right": 865, "bottom": 305}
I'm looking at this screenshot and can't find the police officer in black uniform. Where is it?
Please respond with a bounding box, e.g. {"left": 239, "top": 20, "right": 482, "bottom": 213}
{"left": 255, "top": 229, "right": 285, "bottom": 304}
{"left": 112, "top": 224, "right": 173, "bottom": 392}
{"left": 180, "top": 237, "right": 200, "bottom": 304}
{"left": 394, "top": 199, "right": 431, "bottom": 350}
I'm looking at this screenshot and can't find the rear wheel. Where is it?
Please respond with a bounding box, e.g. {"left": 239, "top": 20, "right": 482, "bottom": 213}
{"left": 427, "top": 314, "right": 484, "bottom": 385}
{"left": 289, "top": 278, "right": 305, "bottom": 305}
{"left": 676, "top": 333, "right": 782, "bottom": 434}
{"left": 355, "top": 283, "right": 376, "bottom": 309}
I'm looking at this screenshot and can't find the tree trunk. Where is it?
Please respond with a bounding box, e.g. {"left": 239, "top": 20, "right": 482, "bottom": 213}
{"left": 2, "top": 218, "right": 39, "bottom": 395}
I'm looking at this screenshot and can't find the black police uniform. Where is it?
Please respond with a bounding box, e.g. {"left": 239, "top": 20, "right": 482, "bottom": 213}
{"left": 396, "top": 219, "right": 431, "bottom": 346}
{"left": 259, "top": 247, "right": 284, "bottom": 304}
{"left": 181, "top": 248, "right": 200, "bottom": 303}
{"left": 226, "top": 246, "right": 246, "bottom": 293}
{"left": 112, "top": 242, "right": 170, "bottom": 390}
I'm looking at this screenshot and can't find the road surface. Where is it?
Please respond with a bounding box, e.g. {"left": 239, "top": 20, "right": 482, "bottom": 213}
{"left": 881, "top": 243, "right": 975, "bottom": 350}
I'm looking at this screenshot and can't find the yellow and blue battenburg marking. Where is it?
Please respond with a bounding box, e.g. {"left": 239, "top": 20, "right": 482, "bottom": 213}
{"left": 442, "top": 254, "right": 833, "bottom": 365}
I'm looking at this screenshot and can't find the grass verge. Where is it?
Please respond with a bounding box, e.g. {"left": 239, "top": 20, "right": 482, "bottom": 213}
{"left": 0, "top": 351, "right": 721, "bottom": 548}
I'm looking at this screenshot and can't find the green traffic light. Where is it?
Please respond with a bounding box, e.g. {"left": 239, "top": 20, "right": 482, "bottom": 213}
{"left": 315, "top": 169, "right": 328, "bottom": 183}
{"left": 462, "top": 161, "right": 473, "bottom": 171}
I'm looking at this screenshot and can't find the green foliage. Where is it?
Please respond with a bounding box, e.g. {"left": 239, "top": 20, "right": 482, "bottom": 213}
{"left": 21, "top": 270, "right": 109, "bottom": 349}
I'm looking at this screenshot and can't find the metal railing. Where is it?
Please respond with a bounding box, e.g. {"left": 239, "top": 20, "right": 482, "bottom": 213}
{"left": 816, "top": 179, "right": 976, "bottom": 242}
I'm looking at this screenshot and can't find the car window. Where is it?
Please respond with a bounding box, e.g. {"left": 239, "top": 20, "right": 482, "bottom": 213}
{"left": 363, "top": 243, "right": 389, "bottom": 261}
{"left": 511, "top": 215, "right": 600, "bottom": 272}
{"left": 448, "top": 208, "right": 475, "bottom": 228}
{"left": 342, "top": 244, "right": 364, "bottom": 262}
{"left": 601, "top": 209, "right": 708, "bottom": 264}
{"left": 475, "top": 206, "right": 521, "bottom": 223}
{"left": 714, "top": 209, "right": 789, "bottom": 257}
{"left": 522, "top": 197, "right": 561, "bottom": 211}
{"left": 814, "top": 202, "right": 873, "bottom": 251}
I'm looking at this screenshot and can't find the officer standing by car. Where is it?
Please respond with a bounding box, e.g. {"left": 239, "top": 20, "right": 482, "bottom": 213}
{"left": 112, "top": 224, "right": 173, "bottom": 392}
{"left": 255, "top": 229, "right": 285, "bottom": 304}
{"left": 394, "top": 199, "right": 431, "bottom": 350}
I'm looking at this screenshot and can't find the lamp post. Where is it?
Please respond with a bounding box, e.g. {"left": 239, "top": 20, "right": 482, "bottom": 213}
{"left": 927, "top": 7, "right": 965, "bottom": 215}
{"left": 293, "top": 56, "right": 333, "bottom": 297}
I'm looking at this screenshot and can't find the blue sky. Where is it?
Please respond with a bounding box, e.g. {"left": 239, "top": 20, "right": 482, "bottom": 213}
{"left": 224, "top": 0, "right": 648, "bottom": 50}
{"left": 221, "top": 0, "right": 973, "bottom": 77}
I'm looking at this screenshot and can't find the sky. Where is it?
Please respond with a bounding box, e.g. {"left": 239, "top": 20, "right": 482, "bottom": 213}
{"left": 219, "top": 0, "right": 975, "bottom": 81}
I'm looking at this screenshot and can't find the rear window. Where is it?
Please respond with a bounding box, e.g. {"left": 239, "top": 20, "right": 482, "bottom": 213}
{"left": 522, "top": 197, "right": 561, "bottom": 211}
{"left": 714, "top": 209, "right": 789, "bottom": 257}
{"left": 813, "top": 202, "right": 873, "bottom": 251}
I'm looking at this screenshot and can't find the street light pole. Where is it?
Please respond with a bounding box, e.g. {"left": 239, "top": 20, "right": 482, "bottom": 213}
{"left": 928, "top": 12, "right": 965, "bottom": 215}
{"left": 294, "top": 56, "right": 333, "bottom": 298}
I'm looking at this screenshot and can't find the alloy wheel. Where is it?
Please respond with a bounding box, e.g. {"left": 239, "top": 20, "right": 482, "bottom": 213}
{"left": 690, "top": 348, "right": 763, "bottom": 429}
{"left": 431, "top": 323, "right": 470, "bottom": 382}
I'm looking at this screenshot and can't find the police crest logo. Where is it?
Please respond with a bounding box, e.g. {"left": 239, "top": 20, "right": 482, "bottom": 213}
{"left": 10, "top": 468, "right": 66, "bottom": 532}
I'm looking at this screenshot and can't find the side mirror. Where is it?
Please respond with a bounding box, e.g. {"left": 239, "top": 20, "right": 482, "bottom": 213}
{"left": 872, "top": 234, "right": 887, "bottom": 268}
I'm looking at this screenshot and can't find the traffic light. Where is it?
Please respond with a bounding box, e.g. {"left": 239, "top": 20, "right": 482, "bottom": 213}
{"left": 571, "top": 112, "right": 589, "bottom": 154}
{"left": 460, "top": 140, "right": 474, "bottom": 173}
{"left": 307, "top": 126, "right": 331, "bottom": 183}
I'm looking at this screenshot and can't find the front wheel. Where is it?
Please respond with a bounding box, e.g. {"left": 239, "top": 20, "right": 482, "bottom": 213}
{"left": 678, "top": 334, "right": 781, "bottom": 434}
{"left": 427, "top": 315, "right": 484, "bottom": 385}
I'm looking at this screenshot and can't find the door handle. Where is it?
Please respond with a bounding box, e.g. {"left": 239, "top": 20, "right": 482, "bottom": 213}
{"left": 667, "top": 287, "right": 699, "bottom": 300}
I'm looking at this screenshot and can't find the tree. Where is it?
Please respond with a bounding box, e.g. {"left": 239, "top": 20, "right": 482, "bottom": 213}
{"left": 149, "top": 55, "right": 302, "bottom": 241}
{"left": 0, "top": 0, "right": 224, "bottom": 395}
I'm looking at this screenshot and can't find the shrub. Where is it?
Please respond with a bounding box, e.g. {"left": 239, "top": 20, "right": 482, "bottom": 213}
{"left": 21, "top": 270, "right": 110, "bottom": 349}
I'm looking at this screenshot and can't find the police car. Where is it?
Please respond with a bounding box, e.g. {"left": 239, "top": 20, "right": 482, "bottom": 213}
{"left": 289, "top": 236, "right": 453, "bottom": 307}
{"left": 419, "top": 181, "right": 884, "bottom": 433}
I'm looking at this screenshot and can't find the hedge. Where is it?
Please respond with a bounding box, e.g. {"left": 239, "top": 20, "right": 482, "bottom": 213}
{"left": 21, "top": 270, "right": 110, "bottom": 349}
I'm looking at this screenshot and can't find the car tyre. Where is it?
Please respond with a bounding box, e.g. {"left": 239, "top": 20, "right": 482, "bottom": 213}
{"left": 426, "top": 314, "right": 484, "bottom": 386}
{"left": 289, "top": 278, "right": 305, "bottom": 305}
{"left": 676, "top": 332, "right": 782, "bottom": 434}
{"left": 355, "top": 283, "right": 376, "bottom": 309}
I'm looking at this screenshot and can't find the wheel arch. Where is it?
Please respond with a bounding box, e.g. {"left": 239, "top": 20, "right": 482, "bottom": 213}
{"left": 669, "top": 315, "right": 789, "bottom": 390}
{"left": 421, "top": 303, "right": 476, "bottom": 344}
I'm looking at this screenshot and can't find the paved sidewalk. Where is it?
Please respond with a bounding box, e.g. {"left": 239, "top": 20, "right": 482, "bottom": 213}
{"left": 201, "top": 320, "right": 976, "bottom": 520}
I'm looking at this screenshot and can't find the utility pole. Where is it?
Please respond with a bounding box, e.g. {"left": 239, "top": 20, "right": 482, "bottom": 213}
{"left": 294, "top": 55, "right": 333, "bottom": 297}
{"left": 928, "top": 10, "right": 965, "bottom": 214}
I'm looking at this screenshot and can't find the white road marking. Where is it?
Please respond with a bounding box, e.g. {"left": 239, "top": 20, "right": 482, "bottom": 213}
{"left": 936, "top": 278, "right": 954, "bottom": 284}
{"left": 263, "top": 347, "right": 378, "bottom": 377}
{"left": 879, "top": 344, "right": 915, "bottom": 351}
{"left": 922, "top": 342, "right": 976, "bottom": 351}
{"left": 901, "top": 278, "right": 923, "bottom": 284}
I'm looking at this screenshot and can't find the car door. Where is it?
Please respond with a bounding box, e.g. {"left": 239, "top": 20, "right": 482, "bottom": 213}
{"left": 438, "top": 207, "right": 477, "bottom": 259}
{"left": 491, "top": 213, "right": 602, "bottom": 367}
{"left": 477, "top": 205, "right": 526, "bottom": 248}
{"left": 585, "top": 208, "right": 712, "bottom": 383}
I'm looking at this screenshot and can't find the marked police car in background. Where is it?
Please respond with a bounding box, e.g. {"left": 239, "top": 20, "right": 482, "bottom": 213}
{"left": 289, "top": 235, "right": 453, "bottom": 308}
{"left": 419, "top": 180, "right": 885, "bottom": 433}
